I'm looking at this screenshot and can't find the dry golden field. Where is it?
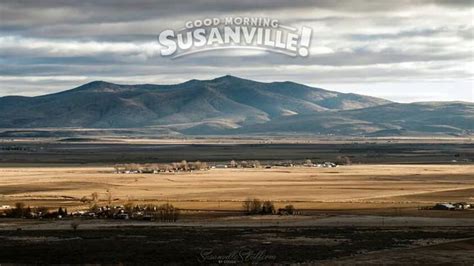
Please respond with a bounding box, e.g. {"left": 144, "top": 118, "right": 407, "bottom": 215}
{"left": 1, "top": 164, "right": 474, "bottom": 264}
{"left": 1, "top": 164, "right": 473, "bottom": 214}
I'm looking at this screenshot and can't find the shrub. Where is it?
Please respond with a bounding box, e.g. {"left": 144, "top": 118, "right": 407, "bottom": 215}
{"left": 91, "top": 192, "right": 99, "bottom": 203}
{"left": 284, "top": 204, "right": 295, "bottom": 215}
{"left": 278, "top": 204, "right": 297, "bottom": 215}
{"left": 251, "top": 198, "right": 262, "bottom": 214}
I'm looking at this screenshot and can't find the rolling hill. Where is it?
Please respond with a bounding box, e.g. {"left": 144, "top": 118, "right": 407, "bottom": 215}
{"left": 231, "top": 102, "right": 474, "bottom": 136}
{"left": 0, "top": 75, "right": 472, "bottom": 136}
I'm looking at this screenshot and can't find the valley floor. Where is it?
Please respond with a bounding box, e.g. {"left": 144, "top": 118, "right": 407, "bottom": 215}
{"left": 1, "top": 164, "right": 473, "bottom": 264}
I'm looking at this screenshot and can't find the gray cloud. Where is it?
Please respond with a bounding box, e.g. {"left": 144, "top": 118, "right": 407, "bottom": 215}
{"left": 0, "top": 0, "right": 472, "bottom": 102}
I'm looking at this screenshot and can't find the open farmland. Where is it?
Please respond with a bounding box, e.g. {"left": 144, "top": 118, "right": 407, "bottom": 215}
{"left": 1, "top": 164, "right": 473, "bottom": 215}
{"left": 1, "top": 164, "right": 474, "bottom": 264}
{"left": 1, "top": 148, "right": 474, "bottom": 264}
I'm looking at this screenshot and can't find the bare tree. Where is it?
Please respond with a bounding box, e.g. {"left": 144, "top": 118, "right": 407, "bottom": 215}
{"left": 253, "top": 160, "right": 261, "bottom": 168}
{"left": 262, "top": 201, "right": 275, "bottom": 214}
{"left": 91, "top": 192, "right": 99, "bottom": 203}
{"left": 124, "top": 202, "right": 134, "bottom": 214}
{"left": 8, "top": 202, "right": 26, "bottom": 218}
{"left": 157, "top": 203, "right": 180, "bottom": 222}
{"left": 242, "top": 198, "right": 252, "bottom": 214}
{"left": 80, "top": 196, "right": 89, "bottom": 203}
{"left": 243, "top": 198, "right": 277, "bottom": 215}
{"left": 106, "top": 190, "right": 112, "bottom": 205}
{"left": 113, "top": 164, "right": 121, "bottom": 173}
{"left": 242, "top": 198, "right": 263, "bottom": 214}
{"left": 337, "top": 156, "right": 352, "bottom": 165}
{"left": 251, "top": 198, "right": 263, "bottom": 213}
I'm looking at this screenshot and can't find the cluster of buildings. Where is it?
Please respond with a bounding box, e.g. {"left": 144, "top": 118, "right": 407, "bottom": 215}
{"left": 71, "top": 205, "right": 130, "bottom": 219}
{"left": 115, "top": 159, "right": 339, "bottom": 173}
{"left": 70, "top": 204, "right": 179, "bottom": 222}
{"left": 302, "top": 161, "right": 338, "bottom": 168}
{"left": 213, "top": 159, "right": 338, "bottom": 169}
{"left": 1, "top": 203, "right": 180, "bottom": 222}
{"left": 212, "top": 160, "right": 263, "bottom": 169}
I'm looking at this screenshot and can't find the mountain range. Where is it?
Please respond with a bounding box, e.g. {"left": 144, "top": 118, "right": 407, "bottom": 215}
{"left": 0, "top": 75, "right": 472, "bottom": 136}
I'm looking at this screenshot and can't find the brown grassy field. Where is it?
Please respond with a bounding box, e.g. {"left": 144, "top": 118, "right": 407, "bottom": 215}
{"left": 1, "top": 164, "right": 474, "bottom": 264}
{"left": 1, "top": 164, "right": 473, "bottom": 215}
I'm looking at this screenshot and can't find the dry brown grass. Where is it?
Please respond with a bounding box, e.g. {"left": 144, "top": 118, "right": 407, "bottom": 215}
{"left": 0, "top": 164, "right": 473, "bottom": 212}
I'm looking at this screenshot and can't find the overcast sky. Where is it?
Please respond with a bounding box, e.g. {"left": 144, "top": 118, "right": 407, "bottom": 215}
{"left": 0, "top": 0, "right": 472, "bottom": 102}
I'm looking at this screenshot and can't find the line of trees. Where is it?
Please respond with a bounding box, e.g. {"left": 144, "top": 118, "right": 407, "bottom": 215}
{"left": 114, "top": 161, "right": 209, "bottom": 173}
{"left": 242, "top": 198, "right": 275, "bottom": 215}
{"left": 89, "top": 203, "right": 180, "bottom": 222}
{"left": 228, "top": 160, "right": 262, "bottom": 168}
{"left": 242, "top": 198, "right": 297, "bottom": 215}
{"left": 2, "top": 202, "right": 180, "bottom": 223}
{"left": 156, "top": 203, "right": 180, "bottom": 222}
{"left": 127, "top": 203, "right": 180, "bottom": 222}
{"left": 4, "top": 202, "right": 67, "bottom": 218}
